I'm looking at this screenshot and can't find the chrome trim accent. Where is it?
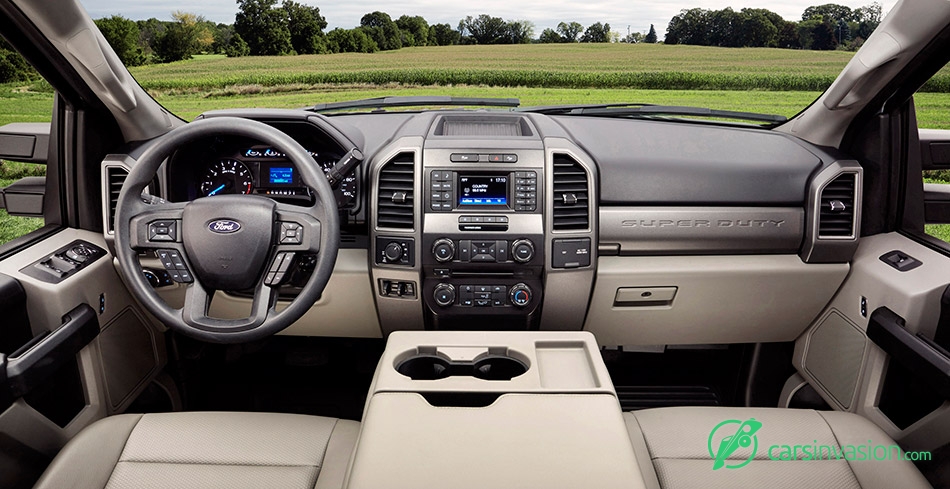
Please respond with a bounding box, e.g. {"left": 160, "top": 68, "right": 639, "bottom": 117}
{"left": 599, "top": 207, "right": 804, "bottom": 254}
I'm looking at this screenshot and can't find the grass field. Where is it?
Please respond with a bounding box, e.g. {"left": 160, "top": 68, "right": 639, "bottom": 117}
{"left": 2, "top": 43, "right": 950, "bottom": 244}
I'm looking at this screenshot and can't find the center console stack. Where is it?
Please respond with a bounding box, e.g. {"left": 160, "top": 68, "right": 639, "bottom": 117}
{"left": 421, "top": 135, "right": 545, "bottom": 330}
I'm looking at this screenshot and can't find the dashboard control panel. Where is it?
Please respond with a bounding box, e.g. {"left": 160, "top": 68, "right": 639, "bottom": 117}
{"left": 419, "top": 148, "right": 545, "bottom": 328}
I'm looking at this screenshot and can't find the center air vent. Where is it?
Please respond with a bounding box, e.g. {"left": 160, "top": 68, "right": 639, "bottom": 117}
{"left": 818, "top": 173, "right": 856, "bottom": 238}
{"left": 106, "top": 166, "right": 128, "bottom": 233}
{"left": 552, "top": 155, "right": 589, "bottom": 230}
{"left": 376, "top": 152, "right": 415, "bottom": 229}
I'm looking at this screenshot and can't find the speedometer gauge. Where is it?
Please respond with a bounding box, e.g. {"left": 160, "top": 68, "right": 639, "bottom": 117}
{"left": 200, "top": 159, "right": 254, "bottom": 197}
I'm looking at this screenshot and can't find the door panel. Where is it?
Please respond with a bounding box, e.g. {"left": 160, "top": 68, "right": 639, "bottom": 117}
{"left": 794, "top": 232, "right": 950, "bottom": 451}
{"left": 0, "top": 229, "right": 166, "bottom": 482}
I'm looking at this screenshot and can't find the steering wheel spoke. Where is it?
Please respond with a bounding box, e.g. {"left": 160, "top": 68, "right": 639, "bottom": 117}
{"left": 127, "top": 201, "right": 187, "bottom": 250}
{"left": 181, "top": 279, "right": 275, "bottom": 333}
{"left": 274, "top": 202, "right": 324, "bottom": 254}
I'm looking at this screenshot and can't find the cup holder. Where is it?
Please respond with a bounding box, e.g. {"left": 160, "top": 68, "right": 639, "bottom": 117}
{"left": 396, "top": 354, "right": 528, "bottom": 381}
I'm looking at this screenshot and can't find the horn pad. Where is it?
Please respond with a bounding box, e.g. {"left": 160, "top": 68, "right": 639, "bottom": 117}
{"left": 181, "top": 195, "right": 275, "bottom": 291}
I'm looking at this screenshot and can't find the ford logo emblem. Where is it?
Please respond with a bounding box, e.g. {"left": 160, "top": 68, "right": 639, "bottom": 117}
{"left": 208, "top": 220, "right": 241, "bottom": 234}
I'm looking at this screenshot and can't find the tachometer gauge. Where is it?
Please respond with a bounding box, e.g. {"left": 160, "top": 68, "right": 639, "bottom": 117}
{"left": 318, "top": 155, "right": 359, "bottom": 209}
{"left": 200, "top": 159, "right": 254, "bottom": 196}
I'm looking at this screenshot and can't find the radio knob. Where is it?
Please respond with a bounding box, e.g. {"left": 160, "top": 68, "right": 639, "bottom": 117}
{"left": 383, "top": 242, "right": 404, "bottom": 263}
{"left": 433, "top": 283, "right": 456, "bottom": 307}
{"left": 510, "top": 283, "right": 532, "bottom": 307}
{"left": 511, "top": 239, "right": 535, "bottom": 263}
{"left": 432, "top": 238, "right": 456, "bottom": 263}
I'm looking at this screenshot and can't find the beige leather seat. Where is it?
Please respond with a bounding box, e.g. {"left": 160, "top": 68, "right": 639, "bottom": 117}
{"left": 33, "top": 412, "right": 358, "bottom": 489}
{"left": 624, "top": 407, "right": 932, "bottom": 489}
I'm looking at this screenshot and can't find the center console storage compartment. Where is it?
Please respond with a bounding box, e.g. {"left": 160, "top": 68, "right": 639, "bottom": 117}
{"left": 346, "top": 331, "right": 647, "bottom": 489}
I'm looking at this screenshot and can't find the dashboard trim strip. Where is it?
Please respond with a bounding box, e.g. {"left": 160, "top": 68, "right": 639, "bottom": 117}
{"left": 600, "top": 206, "right": 804, "bottom": 254}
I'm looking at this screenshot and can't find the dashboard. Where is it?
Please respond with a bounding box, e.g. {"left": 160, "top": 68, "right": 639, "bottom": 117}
{"left": 120, "top": 108, "right": 862, "bottom": 344}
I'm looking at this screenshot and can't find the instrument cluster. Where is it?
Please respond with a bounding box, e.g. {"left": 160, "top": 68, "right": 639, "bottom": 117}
{"left": 193, "top": 146, "right": 359, "bottom": 209}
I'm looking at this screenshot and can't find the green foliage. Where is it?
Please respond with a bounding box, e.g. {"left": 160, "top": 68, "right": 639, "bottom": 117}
{"left": 539, "top": 29, "right": 561, "bottom": 44}
{"left": 557, "top": 22, "right": 583, "bottom": 43}
{"left": 505, "top": 20, "right": 534, "bottom": 44}
{"left": 360, "top": 12, "right": 402, "bottom": 51}
{"left": 284, "top": 1, "right": 328, "bottom": 54}
{"left": 644, "top": 25, "right": 658, "bottom": 44}
{"left": 235, "top": 0, "right": 293, "bottom": 55}
{"left": 396, "top": 15, "right": 429, "bottom": 47}
{"left": 326, "top": 28, "right": 378, "bottom": 54}
{"left": 429, "top": 23, "right": 460, "bottom": 46}
{"left": 580, "top": 22, "right": 611, "bottom": 43}
{"left": 95, "top": 15, "right": 147, "bottom": 66}
{"left": 0, "top": 160, "right": 46, "bottom": 180}
{"left": 153, "top": 12, "right": 215, "bottom": 62}
{"left": 461, "top": 15, "right": 507, "bottom": 45}
{"left": 225, "top": 33, "right": 250, "bottom": 57}
{"left": 0, "top": 38, "right": 37, "bottom": 83}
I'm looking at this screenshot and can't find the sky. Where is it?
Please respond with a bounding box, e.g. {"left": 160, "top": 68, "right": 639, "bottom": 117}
{"left": 79, "top": 0, "right": 898, "bottom": 39}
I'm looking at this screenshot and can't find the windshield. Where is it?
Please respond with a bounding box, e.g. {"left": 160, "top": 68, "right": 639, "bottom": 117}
{"left": 5, "top": 0, "right": 950, "bottom": 129}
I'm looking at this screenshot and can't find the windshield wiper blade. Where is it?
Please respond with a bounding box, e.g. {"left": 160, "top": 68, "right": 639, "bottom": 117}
{"left": 306, "top": 96, "right": 520, "bottom": 113}
{"left": 520, "top": 104, "right": 787, "bottom": 124}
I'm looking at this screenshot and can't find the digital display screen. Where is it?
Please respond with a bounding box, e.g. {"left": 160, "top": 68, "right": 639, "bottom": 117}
{"left": 269, "top": 167, "right": 294, "bottom": 185}
{"left": 458, "top": 175, "right": 508, "bottom": 206}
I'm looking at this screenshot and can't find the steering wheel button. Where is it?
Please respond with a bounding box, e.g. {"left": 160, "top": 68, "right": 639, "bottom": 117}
{"left": 265, "top": 272, "right": 277, "bottom": 284}
{"left": 277, "top": 253, "right": 294, "bottom": 272}
{"left": 178, "top": 270, "right": 193, "bottom": 283}
{"left": 168, "top": 269, "right": 183, "bottom": 282}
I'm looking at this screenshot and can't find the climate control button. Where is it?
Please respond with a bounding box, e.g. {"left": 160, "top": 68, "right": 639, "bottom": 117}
{"left": 433, "top": 283, "right": 456, "bottom": 307}
{"left": 510, "top": 283, "right": 532, "bottom": 307}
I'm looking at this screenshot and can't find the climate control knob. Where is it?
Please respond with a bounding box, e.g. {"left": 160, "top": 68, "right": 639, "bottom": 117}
{"left": 433, "top": 283, "right": 456, "bottom": 307}
{"left": 432, "top": 238, "right": 456, "bottom": 263}
{"left": 511, "top": 239, "right": 535, "bottom": 263}
{"left": 383, "top": 242, "right": 404, "bottom": 263}
{"left": 510, "top": 283, "right": 532, "bottom": 307}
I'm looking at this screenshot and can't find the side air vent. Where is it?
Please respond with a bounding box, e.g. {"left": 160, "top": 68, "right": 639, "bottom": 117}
{"left": 818, "top": 173, "right": 856, "bottom": 238}
{"left": 552, "top": 154, "right": 589, "bottom": 230}
{"left": 376, "top": 152, "right": 415, "bottom": 229}
{"left": 106, "top": 166, "right": 128, "bottom": 233}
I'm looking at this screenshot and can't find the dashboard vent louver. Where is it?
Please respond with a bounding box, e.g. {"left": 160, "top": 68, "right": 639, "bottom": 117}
{"left": 376, "top": 152, "right": 415, "bottom": 229}
{"left": 107, "top": 166, "right": 128, "bottom": 233}
{"left": 552, "top": 154, "right": 589, "bottom": 230}
{"left": 818, "top": 173, "right": 856, "bottom": 238}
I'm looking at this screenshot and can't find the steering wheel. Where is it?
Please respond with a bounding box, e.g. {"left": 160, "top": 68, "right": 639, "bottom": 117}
{"left": 114, "top": 117, "right": 340, "bottom": 343}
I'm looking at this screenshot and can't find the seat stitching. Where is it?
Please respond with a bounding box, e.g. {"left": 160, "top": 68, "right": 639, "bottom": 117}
{"left": 814, "top": 411, "right": 862, "bottom": 485}
{"left": 103, "top": 414, "right": 146, "bottom": 489}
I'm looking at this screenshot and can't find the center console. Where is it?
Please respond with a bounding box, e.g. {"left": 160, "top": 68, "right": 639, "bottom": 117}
{"left": 422, "top": 152, "right": 545, "bottom": 329}
{"left": 370, "top": 113, "right": 597, "bottom": 334}
{"left": 345, "top": 331, "right": 648, "bottom": 489}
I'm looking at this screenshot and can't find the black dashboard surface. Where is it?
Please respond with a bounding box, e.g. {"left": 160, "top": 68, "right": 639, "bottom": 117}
{"left": 551, "top": 117, "right": 824, "bottom": 206}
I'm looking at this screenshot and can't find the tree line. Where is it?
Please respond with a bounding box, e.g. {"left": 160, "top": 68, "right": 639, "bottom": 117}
{"left": 665, "top": 3, "right": 882, "bottom": 50}
{"left": 0, "top": 1, "right": 886, "bottom": 83}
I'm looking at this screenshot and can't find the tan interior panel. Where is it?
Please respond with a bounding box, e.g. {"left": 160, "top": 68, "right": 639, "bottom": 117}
{"left": 207, "top": 249, "right": 382, "bottom": 338}
{"left": 802, "top": 309, "right": 868, "bottom": 409}
{"left": 584, "top": 255, "right": 849, "bottom": 346}
{"left": 0, "top": 229, "right": 165, "bottom": 458}
{"left": 795, "top": 232, "right": 950, "bottom": 449}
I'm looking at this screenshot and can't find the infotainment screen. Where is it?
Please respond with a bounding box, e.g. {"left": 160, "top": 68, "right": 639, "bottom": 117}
{"left": 458, "top": 175, "right": 508, "bottom": 206}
